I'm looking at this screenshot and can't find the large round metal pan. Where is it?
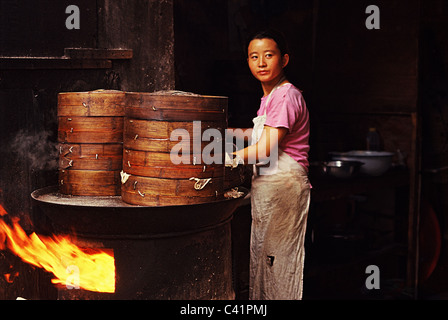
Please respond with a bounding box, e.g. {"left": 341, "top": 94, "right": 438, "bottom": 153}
{"left": 31, "top": 185, "right": 248, "bottom": 239}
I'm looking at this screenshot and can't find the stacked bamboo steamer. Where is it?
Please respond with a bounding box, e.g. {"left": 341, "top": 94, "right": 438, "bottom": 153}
{"left": 57, "top": 90, "right": 234, "bottom": 206}
{"left": 121, "top": 91, "right": 228, "bottom": 206}
{"left": 57, "top": 90, "right": 125, "bottom": 196}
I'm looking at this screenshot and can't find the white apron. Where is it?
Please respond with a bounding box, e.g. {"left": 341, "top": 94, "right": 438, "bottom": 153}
{"left": 249, "top": 88, "right": 311, "bottom": 300}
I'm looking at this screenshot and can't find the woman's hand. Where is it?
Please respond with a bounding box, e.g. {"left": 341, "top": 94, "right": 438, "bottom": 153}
{"left": 233, "top": 125, "right": 287, "bottom": 164}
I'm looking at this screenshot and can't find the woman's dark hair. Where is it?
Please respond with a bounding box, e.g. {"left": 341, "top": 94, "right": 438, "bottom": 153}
{"left": 246, "top": 29, "right": 290, "bottom": 56}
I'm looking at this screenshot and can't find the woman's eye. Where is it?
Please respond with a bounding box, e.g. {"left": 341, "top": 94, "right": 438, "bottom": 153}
{"left": 250, "top": 55, "right": 258, "bottom": 60}
{"left": 265, "top": 53, "right": 273, "bottom": 58}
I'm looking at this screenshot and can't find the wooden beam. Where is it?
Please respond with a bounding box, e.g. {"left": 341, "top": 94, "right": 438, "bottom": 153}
{"left": 0, "top": 48, "right": 133, "bottom": 70}
{"left": 64, "top": 48, "right": 133, "bottom": 60}
{"left": 0, "top": 57, "right": 112, "bottom": 70}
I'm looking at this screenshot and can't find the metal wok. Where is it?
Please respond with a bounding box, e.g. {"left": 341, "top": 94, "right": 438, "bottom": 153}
{"left": 31, "top": 186, "right": 248, "bottom": 238}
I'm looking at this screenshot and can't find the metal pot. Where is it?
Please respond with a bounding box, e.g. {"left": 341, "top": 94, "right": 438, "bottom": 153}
{"left": 330, "top": 150, "right": 394, "bottom": 176}
{"left": 319, "top": 160, "right": 364, "bottom": 178}
{"left": 31, "top": 185, "right": 248, "bottom": 237}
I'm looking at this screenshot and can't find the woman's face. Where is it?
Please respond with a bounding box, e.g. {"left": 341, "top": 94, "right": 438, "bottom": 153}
{"left": 247, "top": 38, "right": 289, "bottom": 86}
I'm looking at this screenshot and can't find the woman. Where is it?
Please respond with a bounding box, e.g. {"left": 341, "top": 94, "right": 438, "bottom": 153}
{"left": 232, "top": 29, "right": 311, "bottom": 300}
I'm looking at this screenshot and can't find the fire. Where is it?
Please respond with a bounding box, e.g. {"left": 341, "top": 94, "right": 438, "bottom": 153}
{"left": 0, "top": 204, "right": 115, "bottom": 293}
{"left": 4, "top": 271, "right": 19, "bottom": 283}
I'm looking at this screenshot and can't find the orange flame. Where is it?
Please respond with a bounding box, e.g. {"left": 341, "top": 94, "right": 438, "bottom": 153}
{"left": 0, "top": 205, "right": 115, "bottom": 293}
{"left": 4, "top": 271, "right": 19, "bottom": 283}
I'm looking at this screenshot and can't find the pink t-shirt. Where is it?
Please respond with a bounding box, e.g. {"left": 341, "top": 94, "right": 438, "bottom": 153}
{"left": 257, "top": 83, "right": 310, "bottom": 170}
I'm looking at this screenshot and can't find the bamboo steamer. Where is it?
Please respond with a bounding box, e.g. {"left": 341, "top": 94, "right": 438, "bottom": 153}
{"left": 57, "top": 90, "right": 125, "bottom": 196}
{"left": 59, "top": 143, "right": 123, "bottom": 171}
{"left": 121, "top": 175, "right": 224, "bottom": 206}
{"left": 123, "top": 119, "right": 222, "bottom": 152}
{"left": 124, "top": 91, "right": 227, "bottom": 122}
{"left": 57, "top": 90, "right": 124, "bottom": 116}
{"left": 123, "top": 149, "right": 224, "bottom": 179}
{"left": 122, "top": 91, "right": 228, "bottom": 206}
{"left": 59, "top": 169, "right": 121, "bottom": 196}
{"left": 58, "top": 116, "right": 123, "bottom": 143}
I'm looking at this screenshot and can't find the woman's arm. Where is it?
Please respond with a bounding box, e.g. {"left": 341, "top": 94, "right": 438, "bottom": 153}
{"left": 233, "top": 125, "right": 288, "bottom": 164}
{"left": 226, "top": 127, "right": 253, "bottom": 144}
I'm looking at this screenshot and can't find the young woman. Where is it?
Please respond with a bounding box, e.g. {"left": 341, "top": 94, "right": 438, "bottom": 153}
{"left": 232, "top": 29, "right": 311, "bottom": 300}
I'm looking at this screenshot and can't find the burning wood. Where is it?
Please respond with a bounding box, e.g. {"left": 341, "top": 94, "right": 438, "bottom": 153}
{"left": 0, "top": 204, "right": 115, "bottom": 293}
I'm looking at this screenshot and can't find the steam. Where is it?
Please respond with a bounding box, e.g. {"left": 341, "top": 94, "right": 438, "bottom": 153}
{"left": 10, "top": 129, "right": 58, "bottom": 171}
